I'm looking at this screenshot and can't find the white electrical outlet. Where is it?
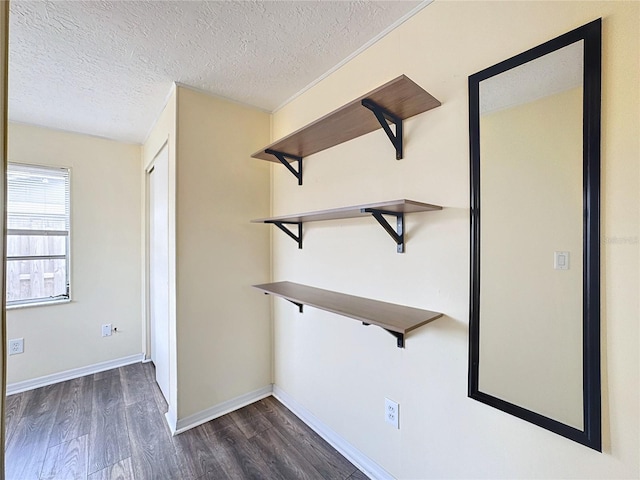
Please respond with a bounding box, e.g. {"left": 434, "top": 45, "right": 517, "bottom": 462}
{"left": 385, "top": 398, "right": 399, "bottom": 429}
{"left": 102, "top": 324, "right": 113, "bottom": 337}
{"left": 9, "top": 338, "right": 24, "bottom": 355}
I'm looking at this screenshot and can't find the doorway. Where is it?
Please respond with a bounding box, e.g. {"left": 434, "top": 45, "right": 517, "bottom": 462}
{"left": 148, "top": 143, "right": 170, "bottom": 402}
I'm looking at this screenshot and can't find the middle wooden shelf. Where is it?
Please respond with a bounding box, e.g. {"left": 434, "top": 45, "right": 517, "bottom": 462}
{"left": 252, "top": 199, "right": 442, "bottom": 253}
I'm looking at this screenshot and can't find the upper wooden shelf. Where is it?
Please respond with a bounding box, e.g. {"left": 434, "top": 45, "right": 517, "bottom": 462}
{"left": 252, "top": 199, "right": 441, "bottom": 224}
{"left": 251, "top": 75, "right": 441, "bottom": 183}
{"left": 253, "top": 281, "right": 443, "bottom": 348}
{"left": 252, "top": 199, "right": 442, "bottom": 253}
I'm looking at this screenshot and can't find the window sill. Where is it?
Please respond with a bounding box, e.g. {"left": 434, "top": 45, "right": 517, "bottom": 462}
{"left": 6, "top": 298, "right": 72, "bottom": 310}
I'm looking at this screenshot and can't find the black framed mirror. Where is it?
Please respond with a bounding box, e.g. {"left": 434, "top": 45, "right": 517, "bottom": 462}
{"left": 468, "top": 19, "right": 601, "bottom": 450}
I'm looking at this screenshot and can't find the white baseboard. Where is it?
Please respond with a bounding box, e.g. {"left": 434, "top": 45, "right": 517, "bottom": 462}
{"left": 6, "top": 353, "right": 145, "bottom": 396}
{"left": 273, "top": 385, "right": 395, "bottom": 480}
{"left": 172, "top": 384, "right": 273, "bottom": 435}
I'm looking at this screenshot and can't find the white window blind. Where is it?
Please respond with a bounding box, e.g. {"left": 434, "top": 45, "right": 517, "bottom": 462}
{"left": 6, "top": 163, "right": 70, "bottom": 306}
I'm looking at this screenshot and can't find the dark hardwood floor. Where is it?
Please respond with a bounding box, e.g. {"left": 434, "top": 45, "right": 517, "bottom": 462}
{"left": 5, "top": 362, "right": 367, "bottom": 480}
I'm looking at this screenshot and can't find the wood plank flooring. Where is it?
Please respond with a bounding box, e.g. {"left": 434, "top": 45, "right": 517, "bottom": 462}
{"left": 5, "top": 363, "right": 366, "bottom": 480}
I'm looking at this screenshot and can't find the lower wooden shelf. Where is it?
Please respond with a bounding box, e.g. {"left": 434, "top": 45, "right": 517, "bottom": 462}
{"left": 253, "top": 281, "right": 443, "bottom": 348}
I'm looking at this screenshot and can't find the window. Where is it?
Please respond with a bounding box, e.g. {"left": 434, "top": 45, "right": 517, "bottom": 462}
{"left": 6, "top": 163, "right": 70, "bottom": 306}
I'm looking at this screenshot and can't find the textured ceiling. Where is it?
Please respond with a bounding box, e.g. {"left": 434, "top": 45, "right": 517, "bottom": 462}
{"left": 480, "top": 41, "right": 583, "bottom": 115}
{"left": 9, "top": 0, "right": 426, "bottom": 144}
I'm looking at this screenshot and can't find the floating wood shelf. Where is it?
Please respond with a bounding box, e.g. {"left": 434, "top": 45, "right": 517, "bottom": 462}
{"left": 253, "top": 281, "right": 443, "bottom": 348}
{"left": 251, "top": 75, "right": 441, "bottom": 184}
{"left": 252, "top": 199, "right": 441, "bottom": 224}
{"left": 252, "top": 199, "right": 442, "bottom": 253}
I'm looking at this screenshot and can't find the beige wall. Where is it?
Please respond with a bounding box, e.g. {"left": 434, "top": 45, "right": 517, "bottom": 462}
{"left": 479, "top": 87, "right": 583, "bottom": 429}
{"left": 7, "top": 123, "right": 143, "bottom": 384}
{"left": 142, "top": 86, "right": 272, "bottom": 426}
{"left": 174, "top": 86, "right": 271, "bottom": 420}
{"left": 271, "top": 1, "right": 638, "bottom": 478}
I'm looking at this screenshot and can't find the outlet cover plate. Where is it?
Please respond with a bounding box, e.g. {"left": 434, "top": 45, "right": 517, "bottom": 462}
{"left": 9, "top": 338, "right": 24, "bottom": 355}
{"left": 385, "top": 397, "right": 399, "bottom": 429}
{"left": 102, "top": 324, "right": 112, "bottom": 337}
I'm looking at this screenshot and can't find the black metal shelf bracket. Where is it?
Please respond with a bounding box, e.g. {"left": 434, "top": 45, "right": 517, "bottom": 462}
{"left": 265, "top": 149, "right": 303, "bottom": 185}
{"left": 386, "top": 330, "right": 405, "bottom": 348}
{"left": 263, "top": 292, "right": 303, "bottom": 313}
{"left": 264, "top": 301, "right": 404, "bottom": 347}
{"left": 363, "top": 208, "right": 405, "bottom": 253}
{"left": 266, "top": 221, "right": 302, "bottom": 249}
{"left": 289, "top": 300, "right": 304, "bottom": 313}
{"left": 361, "top": 99, "right": 403, "bottom": 160}
{"left": 361, "top": 322, "right": 405, "bottom": 348}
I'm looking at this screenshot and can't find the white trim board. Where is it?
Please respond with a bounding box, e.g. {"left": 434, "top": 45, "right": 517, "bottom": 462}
{"left": 165, "top": 408, "right": 178, "bottom": 436}
{"left": 171, "top": 385, "right": 273, "bottom": 435}
{"left": 273, "top": 385, "right": 394, "bottom": 480}
{"left": 6, "top": 353, "right": 144, "bottom": 396}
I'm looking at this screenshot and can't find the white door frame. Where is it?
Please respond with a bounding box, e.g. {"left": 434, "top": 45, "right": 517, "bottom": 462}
{"left": 1, "top": 3, "right": 10, "bottom": 474}
{"left": 146, "top": 142, "right": 171, "bottom": 402}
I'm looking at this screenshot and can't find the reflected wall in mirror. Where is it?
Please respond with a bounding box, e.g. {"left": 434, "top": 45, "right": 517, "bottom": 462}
{"left": 468, "top": 19, "right": 601, "bottom": 450}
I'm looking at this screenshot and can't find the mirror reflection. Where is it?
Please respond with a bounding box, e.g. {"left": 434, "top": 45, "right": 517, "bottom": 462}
{"left": 478, "top": 41, "right": 585, "bottom": 429}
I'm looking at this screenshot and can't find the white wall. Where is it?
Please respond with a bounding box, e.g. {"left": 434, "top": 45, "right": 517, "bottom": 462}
{"left": 271, "top": 1, "right": 638, "bottom": 478}
{"left": 7, "top": 123, "right": 143, "bottom": 384}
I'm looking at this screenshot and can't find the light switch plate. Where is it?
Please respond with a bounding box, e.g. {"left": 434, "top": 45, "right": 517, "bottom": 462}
{"left": 554, "top": 251, "right": 570, "bottom": 270}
